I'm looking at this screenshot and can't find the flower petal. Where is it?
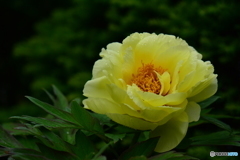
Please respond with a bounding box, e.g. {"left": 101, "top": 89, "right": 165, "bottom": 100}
{"left": 83, "top": 98, "right": 125, "bottom": 114}
{"left": 127, "top": 84, "right": 187, "bottom": 108}
{"left": 188, "top": 76, "right": 218, "bottom": 102}
{"left": 150, "top": 112, "right": 188, "bottom": 153}
{"left": 185, "top": 60, "right": 212, "bottom": 91}
{"left": 121, "top": 99, "right": 187, "bottom": 123}
{"left": 159, "top": 71, "right": 171, "bottom": 95}
{"left": 83, "top": 76, "right": 112, "bottom": 100}
{"left": 94, "top": 47, "right": 123, "bottom": 80}
{"left": 153, "top": 44, "right": 190, "bottom": 77}
{"left": 100, "top": 42, "right": 121, "bottom": 58}
{"left": 108, "top": 83, "right": 141, "bottom": 110}
{"left": 138, "top": 107, "right": 178, "bottom": 123}
{"left": 121, "top": 32, "right": 152, "bottom": 55}
{"left": 185, "top": 101, "right": 201, "bottom": 122}
{"left": 106, "top": 113, "right": 159, "bottom": 130}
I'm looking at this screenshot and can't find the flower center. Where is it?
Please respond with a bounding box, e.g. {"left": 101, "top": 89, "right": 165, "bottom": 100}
{"left": 130, "top": 63, "right": 166, "bottom": 94}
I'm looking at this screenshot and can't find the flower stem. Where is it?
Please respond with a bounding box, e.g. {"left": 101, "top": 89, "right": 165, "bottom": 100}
{"left": 93, "top": 141, "right": 112, "bottom": 159}
{"left": 93, "top": 141, "right": 119, "bottom": 159}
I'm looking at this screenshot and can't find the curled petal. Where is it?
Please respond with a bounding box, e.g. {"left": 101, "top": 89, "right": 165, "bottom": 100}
{"left": 157, "top": 71, "right": 171, "bottom": 95}
{"left": 188, "top": 77, "right": 218, "bottom": 102}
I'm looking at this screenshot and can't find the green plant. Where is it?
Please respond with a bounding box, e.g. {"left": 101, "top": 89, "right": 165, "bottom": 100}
{"left": 1, "top": 86, "right": 239, "bottom": 159}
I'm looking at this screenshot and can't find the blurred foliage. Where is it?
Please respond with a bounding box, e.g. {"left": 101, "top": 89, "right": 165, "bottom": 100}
{"left": 0, "top": 0, "right": 73, "bottom": 123}
{"left": 12, "top": 0, "right": 240, "bottom": 111}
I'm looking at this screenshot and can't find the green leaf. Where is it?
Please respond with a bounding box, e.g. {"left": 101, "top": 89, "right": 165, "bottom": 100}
{"left": 71, "top": 98, "right": 81, "bottom": 105}
{"left": 52, "top": 85, "right": 70, "bottom": 112}
{"left": 71, "top": 101, "right": 103, "bottom": 133}
{"left": 37, "top": 130, "right": 73, "bottom": 153}
{"left": 18, "top": 137, "right": 40, "bottom": 151}
{"left": 105, "top": 133, "right": 126, "bottom": 143}
{"left": 5, "top": 148, "right": 50, "bottom": 160}
{"left": 149, "top": 151, "right": 198, "bottom": 160}
{"left": 150, "top": 151, "right": 178, "bottom": 160}
{"left": 11, "top": 116, "right": 77, "bottom": 129}
{"left": 204, "top": 114, "right": 240, "bottom": 120}
{"left": 2, "top": 123, "right": 32, "bottom": 136}
{"left": 119, "top": 137, "right": 159, "bottom": 160}
{"left": 37, "top": 143, "right": 78, "bottom": 160}
{"left": 190, "top": 131, "right": 240, "bottom": 147}
{"left": 44, "top": 89, "right": 80, "bottom": 144}
{"left": 198, "top": 96, "right": 219, "bottom": 109}
{"left": 10, "top": 155, "right": 49, "bottom": 160}
{"left": 59, "top": 128, "right": 78, "bottom": 145}
{"left": 202, "top": 116, "right": 232, "bottom": 132}
{"left": 189, "top": 119, "right": 206, "bottom": 127}
{"left": 191, "top": 131, "right": 230, "bottom": 141}
{"left": 200, "top": 108, "right": 212, "bottom": 116}
{"left": 0, "top": 148, "right": 9, "bottom": 157}
{"left": 231, "top": 132, "right": 240, "bottom": 141}
{"left": 167, "top": 156, "right": 199, "bottom": 160}
{"left": 93, "top": 156, "right": 107, "bottom": 160}
{"left": 130, "top": 156, "right": 147, "bottom": 160}
{"left": 191, "top": 139, "right": 240, "bottom": 146}
{"left": 113, "top": 124, "right": 136, "bottom": 134}
{"left": 44, "top": 89, "right": 57, "bottom": 107}
{"left": 138, "top": 131, "right": 150, "bottom": 142}
{"left": 0, "top": 126, "right": 22, "bottom": 148}
{"left": 26, "top": 96, "right": 78, "bottom": 125}
{"left": 13, "top": 123, "right": 43, "bottom": 136}
{"left": 71, "top": 130, "right": 96, "bottom": 159}
{"left": 90, "top": 113, "right": 113, "bottom": 126}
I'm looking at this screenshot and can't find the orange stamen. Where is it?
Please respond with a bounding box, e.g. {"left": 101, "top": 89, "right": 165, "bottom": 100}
{"left": 130, "top": 62, "right": 166, "bottom": 94}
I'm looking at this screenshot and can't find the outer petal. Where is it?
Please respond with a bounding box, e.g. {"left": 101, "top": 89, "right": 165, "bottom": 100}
{"left": 106, "top": 113, "right": 159, "bottom": 130}
{"left": 93, "top": 51, "right": 123, "bottom": 80}
{"left": 138, "top": 107, "right": 179, "bottom": 124}
{"left": 122, "top": 99, "right": 187, "bottom": 124}
{"left": 150, "top": 112, "right": 188, "bottom": 153}
{"left": 183, "top": 60, "right": 209, "bottom": 90}
{"left": 83, "top": 98, "right": 125, "bottom": 114}
{"left": 99, "top": 42, "right": 121, "bottom": 58}
{"left": 83, "top": 76, "right": 112, "bottom": 100}
{"left": 185, "top": 101, "right": 201, "bottom": 122}
{"left": 188, "top": 77, "right": 218, "bottom": 102}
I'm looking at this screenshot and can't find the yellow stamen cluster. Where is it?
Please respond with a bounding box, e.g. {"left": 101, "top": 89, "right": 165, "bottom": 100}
{"left": 130, "top": 63, "right": 166, "bottom": 94}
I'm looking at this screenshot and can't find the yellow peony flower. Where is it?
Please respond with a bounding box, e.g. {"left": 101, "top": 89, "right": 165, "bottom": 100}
{"left": 83, "top": 33, "right": 217, "bottom": 152}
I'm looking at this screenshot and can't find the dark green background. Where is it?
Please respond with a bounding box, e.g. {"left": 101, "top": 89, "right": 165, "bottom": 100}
{"left": 1, "top": 0, "right": 239, "bottom": 159}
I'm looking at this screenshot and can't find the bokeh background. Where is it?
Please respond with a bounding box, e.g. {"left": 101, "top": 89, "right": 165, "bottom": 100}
{"left": 1, "top": 0, "right": 240, "bottom": 159}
